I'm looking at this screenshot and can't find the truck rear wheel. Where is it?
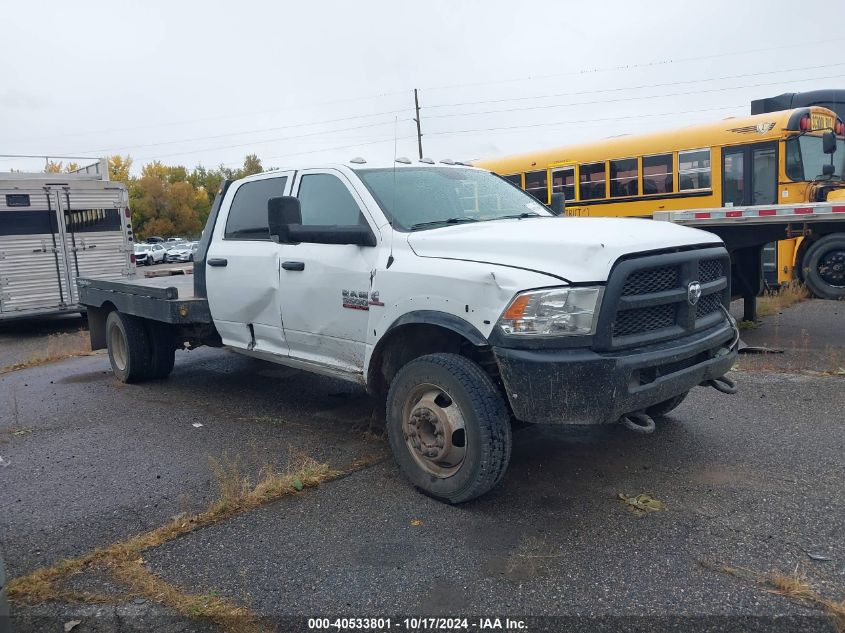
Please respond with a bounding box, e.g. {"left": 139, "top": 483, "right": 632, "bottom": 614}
{"left": 802, "top": 234, "right": 845, "bottom": 299}
{"left": 106, "top": 311, "right": 153, "bottom": 383}
{"left": 146, "top": 321, "right": 176, "bottom": 379}
{"left": 385, "top": 353, "right": 512, "bottom": 504}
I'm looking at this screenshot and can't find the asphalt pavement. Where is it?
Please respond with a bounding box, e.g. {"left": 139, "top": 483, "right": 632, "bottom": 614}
{"left": 1, "top": 299, "right": 843, "bottom": 632}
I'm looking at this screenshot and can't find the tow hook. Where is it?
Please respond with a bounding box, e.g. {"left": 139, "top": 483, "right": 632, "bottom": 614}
{"left": 704, "top": 375, "right": 738, "bottom": 394}
{"left": 620, "top": 411, "right": 656, "bottom": 434}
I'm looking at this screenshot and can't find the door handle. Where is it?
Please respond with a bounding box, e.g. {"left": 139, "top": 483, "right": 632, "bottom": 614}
{"left": 282, "top": 261, "right": 305, "bottom": 271}
{"left": 207, "top": 258, "right": 228, "bottom": 267}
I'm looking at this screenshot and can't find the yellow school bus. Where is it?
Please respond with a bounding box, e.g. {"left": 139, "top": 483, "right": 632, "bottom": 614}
{"left": 475, "top": 107, "right": 845, "bottom": 289}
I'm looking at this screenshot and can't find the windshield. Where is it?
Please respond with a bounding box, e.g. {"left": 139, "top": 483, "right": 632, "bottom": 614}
{"left": 355, "top": 167, "right": 551, "bottom": 231}
{"left": 785, "top": 135, "right": 845, "bottom": 181}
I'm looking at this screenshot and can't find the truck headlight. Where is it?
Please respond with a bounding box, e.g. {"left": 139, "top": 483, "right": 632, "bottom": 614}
{"left": 497, "top": 287, "right": 603, "bottom": 336}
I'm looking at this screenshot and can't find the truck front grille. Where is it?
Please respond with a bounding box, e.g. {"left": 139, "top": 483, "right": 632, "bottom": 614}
{"left": 596, "top": 247, "right": 731, "bottom": 351}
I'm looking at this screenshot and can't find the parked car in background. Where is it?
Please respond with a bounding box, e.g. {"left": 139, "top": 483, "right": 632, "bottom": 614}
{"left": 146, "top": 236, "right": 165, "bottom": 243}
{"left": 147, "top": 243, "right": 167, "bottom": 264}
{"left": 163, "top": 241, "right": 189, "bottom": 262}
{"left": 134, "top": 244, "right": 153, "bottom": 266}
{"left": 169, "top": 242, "right": 198, "bottom": 263}
{"left": 1, "top": 549, "right": 10, "bottom": 633}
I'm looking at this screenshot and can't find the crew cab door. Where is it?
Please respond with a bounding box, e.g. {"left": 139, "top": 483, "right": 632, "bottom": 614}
{"left": 278, "top": 170, "right": 380, "bottom": 372}
{"left": 205, "top": 172, "right": 294, "bottom": 355}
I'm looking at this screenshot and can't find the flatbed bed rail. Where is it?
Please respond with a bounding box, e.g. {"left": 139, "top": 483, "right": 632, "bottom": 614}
{"left": 653, "top": 201, "right": 845, "bottom": 226}
{"left": 77, "top": 275, "right": 212, "bottom": 325}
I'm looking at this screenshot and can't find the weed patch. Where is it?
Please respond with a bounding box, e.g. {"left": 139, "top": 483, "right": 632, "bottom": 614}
{"left": 0, "top": 330, "right": 94, "bottom": 374}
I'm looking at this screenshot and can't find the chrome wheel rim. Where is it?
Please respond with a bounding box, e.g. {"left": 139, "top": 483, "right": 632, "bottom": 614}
{"left": 402, "top": 383, "right": 466, "bottom": 478}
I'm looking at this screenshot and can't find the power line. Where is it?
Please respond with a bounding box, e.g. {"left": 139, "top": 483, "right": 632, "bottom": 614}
{"left": 416, "top": 36, "right": 845, "bottom": 93}
{"left": 423, "top": 72, "right": 845, "bottom": 120}
{"left": 3, "top": 88, "right": 414, "bottom": 146}
{"left": 229, "top": 135, "right": 418, "bottom": 167}
{"left": 425, "top": 104, "right": 746, "bottom": 137}
{"left": 424, "top": 62, "right": 845, "bottom": 111}
{"left": 77, "top": 114, "right": 413, "bottom": 156}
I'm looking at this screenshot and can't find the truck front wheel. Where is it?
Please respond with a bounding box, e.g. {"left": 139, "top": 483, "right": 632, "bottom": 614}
{"left": 386, "top": 353, "right": 512, "bottom": 504}
{"left": 106, "top": 311, "right": 153, "bottom": 383}
{"left": 802, "top": 234, "right": 845, "bottom": 299}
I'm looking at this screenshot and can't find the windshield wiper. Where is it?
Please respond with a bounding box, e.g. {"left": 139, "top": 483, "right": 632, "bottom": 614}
{"left": 410, "top": 217, "right": 479, "bottom": 230}
{"left": 495, "top": 212, "right": 543, "bottom": 220}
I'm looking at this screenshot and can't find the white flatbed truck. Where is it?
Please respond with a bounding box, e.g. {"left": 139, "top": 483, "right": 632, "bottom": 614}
{"left": 78, "top": 161, "right": 739, "bottom": 502}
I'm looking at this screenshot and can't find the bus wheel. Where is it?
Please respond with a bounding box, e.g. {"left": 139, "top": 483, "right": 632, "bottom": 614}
{"left": 802, "top": 234, "right": 845, "bottom": 299}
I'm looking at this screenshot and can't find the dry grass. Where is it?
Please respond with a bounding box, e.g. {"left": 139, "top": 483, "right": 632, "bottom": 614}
{"left": 704, "top": 561, "right": 845, "bottom": 630}
{"left": 7, "top": 452, "right": 357, "bottom": 631}
{"left": 0, "top": 330, "right": 93, "bottom": 374}
{"left": 757, "top": 282, "right": 810, "bottom": 317}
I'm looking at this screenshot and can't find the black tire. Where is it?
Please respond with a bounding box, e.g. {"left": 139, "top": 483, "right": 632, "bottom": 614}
{"left": 645, "top": 391, "right": 689, "bottom": 418}
{"left": 801, "top": 234, "right": 845, "bottom": 299}
{"left": 385, "top": 353, "right": 512, "bottom": 504}
{"left": 105, "top": 311, "right": 154, "bottom": 383}
{"left": 146, "top": 320, "right": 176, "bottom": 379}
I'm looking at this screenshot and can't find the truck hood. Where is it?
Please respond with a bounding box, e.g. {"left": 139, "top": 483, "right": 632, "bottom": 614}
{"left": 406, "top": 217, "right": 722, "bottom": 282}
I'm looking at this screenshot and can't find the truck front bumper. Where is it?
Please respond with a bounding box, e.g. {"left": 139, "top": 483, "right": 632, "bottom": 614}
{"left": 493, "top": 322, "right": 737, "bottom": 425}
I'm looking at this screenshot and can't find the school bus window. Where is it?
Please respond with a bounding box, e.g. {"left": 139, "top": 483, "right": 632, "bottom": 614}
{"left": 678, "top": 148, "right": 711, "bottom": 191}
{"left": 524, "top": 170, "right": 548, "bottom": 204}
{"left": 551, "top": 167, "right": 575, "bottom": 201}
{"left": 642, "top": 154, "right": 673, "bottom": 194}
{"left": 502, "top": 174, "right": 522, "bottom": 187}
{"left": 609, "top": 158, "right": 638, "bottom": 197}
{"left": 579, "top": 162, "right": 606, "bottom": 200}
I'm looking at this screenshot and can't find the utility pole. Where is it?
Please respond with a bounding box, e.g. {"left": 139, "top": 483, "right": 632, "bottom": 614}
{"left": 413, "top": 89, "right": 423, "bottom": 159}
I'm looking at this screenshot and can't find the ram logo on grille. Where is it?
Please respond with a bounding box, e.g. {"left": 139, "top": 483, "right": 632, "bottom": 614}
{"left": 687, "top": 281, "right": 702, "bottom": 306}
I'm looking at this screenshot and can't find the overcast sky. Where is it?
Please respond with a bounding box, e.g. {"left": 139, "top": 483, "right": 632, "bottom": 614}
{"left": 1, "top": 0, "right": 843, "bottom": 174}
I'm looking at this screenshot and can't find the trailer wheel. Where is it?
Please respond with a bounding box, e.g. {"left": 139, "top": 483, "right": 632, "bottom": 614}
{"left": 802, "top": 234, "right": 845, "bottom": 299}
{"left": 146, "top": 321, "right": 176, "bottom": 379}
{"left": 386, "top": 353, "right": 512, "bottom": 504}
{"left": 106, "top": 311, "right": 153, "bottom": 383}
{"left": 645, "top": 391, "right": 689, "bottom": 418}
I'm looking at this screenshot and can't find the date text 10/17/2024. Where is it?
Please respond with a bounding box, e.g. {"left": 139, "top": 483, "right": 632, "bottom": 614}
{"left": 307, "top": 618, "right": 528, "bottom": 631}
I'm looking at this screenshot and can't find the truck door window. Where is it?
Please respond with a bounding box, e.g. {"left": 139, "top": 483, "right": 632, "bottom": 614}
{"left": 297, "top": 174, "right": 365, "bottom": 226}
{"left": 224, "top": 176, "right": 288, "bottom": 240}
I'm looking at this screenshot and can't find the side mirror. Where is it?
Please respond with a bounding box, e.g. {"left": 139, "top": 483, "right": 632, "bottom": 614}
{"left": 823, "top": 163, "right": 835, "bottom": 176}
{"left": 268, "top": 196, "right": 302, "bottom": 244}
{"left": 549, "top": 192, "right": 566, "bottom": 216}
{"left": 823, "top": 131, "right": 837, "bottom": 154}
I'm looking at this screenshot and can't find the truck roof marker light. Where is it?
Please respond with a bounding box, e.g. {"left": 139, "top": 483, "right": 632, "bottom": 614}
{"left": 503, "top": 295, "right": 531, "bottom": 321}
{"left": 395, "top": 157, "right": 412, "bottom": 164}
{"left": 349, "top": 157, "right": 367, "bottom": 164}
{"left": 440, "top": 159, "right": 455, "bottom": 165}
{"left": 419, "top": 157, "right": 435, "bottom": 164}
